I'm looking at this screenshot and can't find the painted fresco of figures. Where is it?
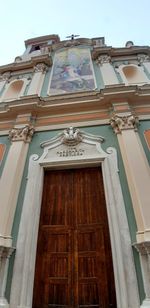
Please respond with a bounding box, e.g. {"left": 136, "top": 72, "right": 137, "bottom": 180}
{"left": 49, "top": 48, "right": 96, "bottom": 94}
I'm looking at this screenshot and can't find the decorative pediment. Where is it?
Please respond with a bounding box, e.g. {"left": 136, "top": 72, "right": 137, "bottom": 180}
{"left": 39, "top": 127, "right": 107, "bottom": 166}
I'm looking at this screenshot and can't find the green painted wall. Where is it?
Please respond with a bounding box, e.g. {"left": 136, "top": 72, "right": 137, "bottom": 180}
{"left": 41, "top": 69, "right": 52, "bottom": 97}
{"left": 5, "top": 125, "right": 145, "bottom": 303}
{"left": 0, "top": 135, "right": 11, "bottom": 176}
{"left": 138, "top": 120, "right": 150, "bottom": 165}
{"left": 93, "top": 61, "right": 104, "bottom": 90}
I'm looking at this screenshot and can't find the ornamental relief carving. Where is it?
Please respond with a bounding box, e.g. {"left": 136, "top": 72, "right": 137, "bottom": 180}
{"left": 134, "top": 241, "right": 150, "bottom": 255}
{"left": 34, "top": 63, "right": 48, "bottom": 73}
{"left": 110, "top": 113, "right": 139, "bottom": 134}
{"left": 0, "top": 71, "right": 11, "bottom": 82}
{"left": 9, "top": 125, "right": 35, "bottom": 143}
{"left": 61, "top": 127, "right": 83, "bottom": 146}
{"left": 40, "top": 127, "right": 106, "bottom": 164}
{"left": 96, "top": 54, "right": 111, "bottom": 65}
{"left": 57, "top": 148, "right": 84, "bottom": 157}
{"left": 137, "top": 54, "right": 150, "bottom": 64}
{"left": 0, "top": 246, "right": 14, "bottom": 259}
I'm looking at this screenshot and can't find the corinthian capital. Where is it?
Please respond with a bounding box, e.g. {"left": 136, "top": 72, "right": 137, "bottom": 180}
{"left": 0, "top": 246, "right": 14, "bottom": 259}
{"left": 34, "top": 63, "right": 48, "bottom": 73}
{"left": 9, "top": 125, "right": 35, "bottom": 143}
{"left": 137, "top": 54, "right": 150, "bottom": 64}
{"left": 110, "top": 112, "right": 139, "bottom": 134}
{"left": 96, "top": 54, "right": 111, "bottom": 65}
{"left": 134, "top": 242, "right": 150, "bottom": 255}
{"left": 0, "top": 71, "right": 11, "bottom": 82}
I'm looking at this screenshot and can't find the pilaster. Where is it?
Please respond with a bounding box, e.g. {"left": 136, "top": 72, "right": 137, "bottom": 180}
{"left": 27, "top": 63, "right": 48, "bottom": 96}
{"left": 110, "top": 107, "right": 150, "bottom": 242}
{"left": 0, "top": 118, "right": 34, "bottom": 307}
{"left": 96, "top": 54, "right": 119, "bottom": 85}
{"left": 0, "top": 72, "right": 11, "bottom": 95}
{"left": 134, "top": 242, "right": 150, "bottom": 307}
{"left": 0, "top": 247, "right": 14, "bottom": 308}
{"left": 110, "top": 106, "right": 150, "bottom": 307}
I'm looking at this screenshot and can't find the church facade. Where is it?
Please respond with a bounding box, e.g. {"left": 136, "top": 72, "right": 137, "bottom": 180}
{"left": 0, "top": 34, "right": 150, "bottom": 308}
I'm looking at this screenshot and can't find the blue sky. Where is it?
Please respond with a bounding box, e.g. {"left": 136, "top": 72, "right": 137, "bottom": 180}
{"left": 0, "top": 0, "right": 150, "bottom": 65}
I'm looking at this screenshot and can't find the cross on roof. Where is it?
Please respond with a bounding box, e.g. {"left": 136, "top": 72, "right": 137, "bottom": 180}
{"left": 66, "top": 34, "right": 80, "bottom": 40}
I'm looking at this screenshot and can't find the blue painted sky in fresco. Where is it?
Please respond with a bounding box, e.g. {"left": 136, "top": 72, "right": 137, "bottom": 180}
{"left": 0, "top": 0, "right": 150, "bottom": 65}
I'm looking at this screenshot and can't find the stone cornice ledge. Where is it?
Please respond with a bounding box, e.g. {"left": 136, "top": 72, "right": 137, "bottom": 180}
{"left": 0, "top": 54, "right": 52, "bottom": 73}
{"left": 92, "top": 46, "right": 150, "bottom": 60}
{"left": 0, "top": 86, "right": 150, "bottom": 120}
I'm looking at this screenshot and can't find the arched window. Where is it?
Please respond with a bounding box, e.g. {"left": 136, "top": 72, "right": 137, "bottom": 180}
{"left": 121, "top": 65, "right": 149, "bottom": 85}
{"left": 3, "top": 80, "right": 24, "bottom": 100}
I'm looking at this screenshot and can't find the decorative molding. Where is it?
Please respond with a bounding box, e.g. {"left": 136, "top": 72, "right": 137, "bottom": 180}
{"left": 61, "top": 126, "right": 83, "bottom": 146}
{"left": 134, "top": 241, "right": 150, "bottom": 307}
{"left": 63, "top": 40, "right": 81, "bottom": 48}
{"left": 10, "top": 128, "right": 140, "bottom": 307}
{"left": 137, "top": 54, "right": 150, "bottom": 64}
{"left": 0, "top": 246, "right": 15, "bottom": 308}
{"left": 40, "top": 127, "right": 106, "bottom": 166}
{"left": 134, "top": 242, "right": 150, "bottom": 255}
{"left": 0, "top": 72, "right": 11, "bottom": 82}
{"left": 51, "top": 38, "right": 92, "bottom": 51}
{"left": 110, "top": 112, "right": 139, "bottom": 134}
{"left": 34, "top": 63, "right": 48, "bottom": 73}
{"left": 96, "top": 54, "right": 111, "bottom": 65}
{"left": 0, "top": 246, "right": 14, "bottom": 259}
{"left": 9, "top": 125, "right": 35, "bottom": 143}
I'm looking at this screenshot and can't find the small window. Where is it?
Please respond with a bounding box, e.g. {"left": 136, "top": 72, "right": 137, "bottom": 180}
{"left": 30, "top": 44, "right": 44, "bottom": 53}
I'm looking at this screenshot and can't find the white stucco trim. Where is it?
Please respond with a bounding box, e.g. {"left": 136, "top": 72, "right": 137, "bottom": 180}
{"left": 10, "top": 128, "right": 139, "bottom": 308}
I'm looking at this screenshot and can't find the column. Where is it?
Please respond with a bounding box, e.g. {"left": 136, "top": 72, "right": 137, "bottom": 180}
{"left": 27, "top": 63, "right": 48, "bottom": 96}
{"left": 110, "top": 107, "right": 150, "bottom": 307}
{"left": 0, "top": 122, "right": 34, "bottom": 307}
{"left": 96, "top": 54, "right": 119, "bottom": 86}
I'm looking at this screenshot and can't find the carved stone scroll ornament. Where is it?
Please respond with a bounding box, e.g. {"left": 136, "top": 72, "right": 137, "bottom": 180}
{"left": 0, "top": 246, "right": 14, "bottom": 259}
{"left": 0, "top": 71, "right": 11, "bottom": 82}
{"left": 61, "top": 126, "right": 83, "bottom": 146}
{"left": 96, "top": 54, "right": 111, "bottom": 65}
{"left": 137, "top": 54, "right": 150, "bottom": 65}
{"left": 110, "top": 113, "right": 139, "bottom": 134}
{"left": 34, "top": 63, "right": 48, "bottom": 73}
{"left": 9, "top": 125, "right": 35, "bottom": 143}
{"left": 134, "top": 241, "right": 150, "bottom": 255}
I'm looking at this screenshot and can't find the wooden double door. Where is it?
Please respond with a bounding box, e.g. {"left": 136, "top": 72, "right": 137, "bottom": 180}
{"left": 33, "top": 167, "right": 116, "bottom": 308}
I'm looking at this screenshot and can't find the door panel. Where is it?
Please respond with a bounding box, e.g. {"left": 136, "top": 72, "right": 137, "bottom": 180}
{"left": 32, "top": 168, "right": 116, "bottom": 308}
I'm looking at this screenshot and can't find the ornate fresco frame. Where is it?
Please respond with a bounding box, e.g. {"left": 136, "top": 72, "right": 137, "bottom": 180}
{"left": 10, "top": 127, "right": 139, "bottom": 308}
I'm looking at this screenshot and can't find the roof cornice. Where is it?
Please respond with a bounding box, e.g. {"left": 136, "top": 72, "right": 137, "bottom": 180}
{"left": 0, "top": 54, "right": 52, "bottom": 74}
